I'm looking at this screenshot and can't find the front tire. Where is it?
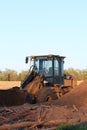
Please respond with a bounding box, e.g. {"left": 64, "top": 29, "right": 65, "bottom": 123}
{"left": 35, "top": 87, "right": 58, "bottom": 103}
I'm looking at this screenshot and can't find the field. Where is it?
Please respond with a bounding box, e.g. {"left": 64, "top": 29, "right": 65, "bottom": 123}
{"left": 0, "top": 81, "right": 20, "bottom": 90}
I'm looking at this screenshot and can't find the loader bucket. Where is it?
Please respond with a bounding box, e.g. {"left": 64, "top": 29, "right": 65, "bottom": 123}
{"left": 0, "top": 88, "right": 27, "bottom": 107}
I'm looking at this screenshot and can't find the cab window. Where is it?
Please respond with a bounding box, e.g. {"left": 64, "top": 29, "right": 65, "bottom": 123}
{"left": 54, "top": 58, "right": 59, "bottom": 76}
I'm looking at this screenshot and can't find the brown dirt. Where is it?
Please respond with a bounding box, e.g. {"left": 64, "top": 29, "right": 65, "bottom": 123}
{"left": 77, "top": 80, "right": 83, "bottom": 85}
{"left": 0, "top": 80, "right": 87, "bottom": 129}
{"left": 48, "top": 80, "right": 87, "bottom": 107}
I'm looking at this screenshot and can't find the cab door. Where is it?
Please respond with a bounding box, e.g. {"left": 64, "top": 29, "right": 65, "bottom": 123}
{"left": 54, "top": 57, "right": 64, "bottom": 84}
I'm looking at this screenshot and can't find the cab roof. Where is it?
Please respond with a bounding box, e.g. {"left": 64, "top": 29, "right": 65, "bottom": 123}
{"left": 30, "top": 54, "right": 65, "bottom": 59}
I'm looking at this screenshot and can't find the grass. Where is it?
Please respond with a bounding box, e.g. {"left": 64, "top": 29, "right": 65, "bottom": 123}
{"left": 56, "top": 123, "right": 87, "bottom": 130}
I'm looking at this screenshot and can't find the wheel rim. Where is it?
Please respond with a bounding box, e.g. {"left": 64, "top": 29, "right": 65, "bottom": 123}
{"left": 46, "top": 96, "right": 52, "bottom": 101}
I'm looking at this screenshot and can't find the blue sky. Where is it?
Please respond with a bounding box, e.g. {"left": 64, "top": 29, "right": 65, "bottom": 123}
{"left": 0, "top": 0, "right": 87, "bottom": 72}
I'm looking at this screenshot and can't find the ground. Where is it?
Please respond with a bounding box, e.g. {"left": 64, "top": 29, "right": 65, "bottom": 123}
{"left": 0, "top": 80, "right": 87, "bottom": 130}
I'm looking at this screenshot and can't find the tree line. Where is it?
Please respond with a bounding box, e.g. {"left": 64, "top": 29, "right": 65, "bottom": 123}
{"left": 64, "top": 68, "right": 87, "bottom": 80}
{"left": 0, "top": 68, "right": 87, "bottom": 81}
{"left": 0, "top": 69, "right": 28, "bottom": 81}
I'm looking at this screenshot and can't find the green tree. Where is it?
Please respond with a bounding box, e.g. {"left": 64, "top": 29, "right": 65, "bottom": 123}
{"left": 18, "top": 70, "right": 28, "bottom": 81}
{"left": 2, "top": 69, "right": 18, "bottom": 81}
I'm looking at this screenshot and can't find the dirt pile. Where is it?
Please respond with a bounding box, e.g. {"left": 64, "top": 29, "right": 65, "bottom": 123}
{"left": 0, "top": 80, "right": 87, "bottom": 129}
{"left": 0, "top": 103, "right": 87, "bottom": 130}
{"left": 49, "top": 80, "right": 87, "bottom": 107}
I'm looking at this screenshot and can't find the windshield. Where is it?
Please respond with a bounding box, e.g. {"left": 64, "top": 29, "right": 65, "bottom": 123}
{"left": 34, "top": 58, "right": 52, "bottom": 76}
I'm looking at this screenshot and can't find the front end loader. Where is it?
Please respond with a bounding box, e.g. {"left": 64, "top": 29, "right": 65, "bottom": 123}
{"left": 0, "top": 54, "right": 77, "bottom": 106}
{"left": 20, "top": 54, "right": 77, "bottom": 103}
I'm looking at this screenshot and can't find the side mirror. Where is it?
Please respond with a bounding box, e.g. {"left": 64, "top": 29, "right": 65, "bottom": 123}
{"left": 25, "top": 57, "right": 28, "bottom": 63}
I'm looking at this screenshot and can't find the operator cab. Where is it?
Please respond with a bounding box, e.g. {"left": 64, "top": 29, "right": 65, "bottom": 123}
{"left": 26, "top": 54, "right": 65, "bottom": 86}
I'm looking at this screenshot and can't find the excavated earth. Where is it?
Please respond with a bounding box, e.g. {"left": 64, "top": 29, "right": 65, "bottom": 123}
{"left": 1, "top": 80, "right": 87, "bottom": 130}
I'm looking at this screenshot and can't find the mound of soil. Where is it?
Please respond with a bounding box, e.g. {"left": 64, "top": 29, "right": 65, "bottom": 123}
{"left": 1, "top": 80, "right": 87, "bottom": 129}
{"left": 0, "top": 103, "right": 87, "bottom": 130}
{"left": 49, "top": 80, "right": 87, "bottom": 107}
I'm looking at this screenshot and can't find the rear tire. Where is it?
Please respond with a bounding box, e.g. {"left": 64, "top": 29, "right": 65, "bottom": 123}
{"left": 35, "top": 87, "right": 58, "bottom": 103}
